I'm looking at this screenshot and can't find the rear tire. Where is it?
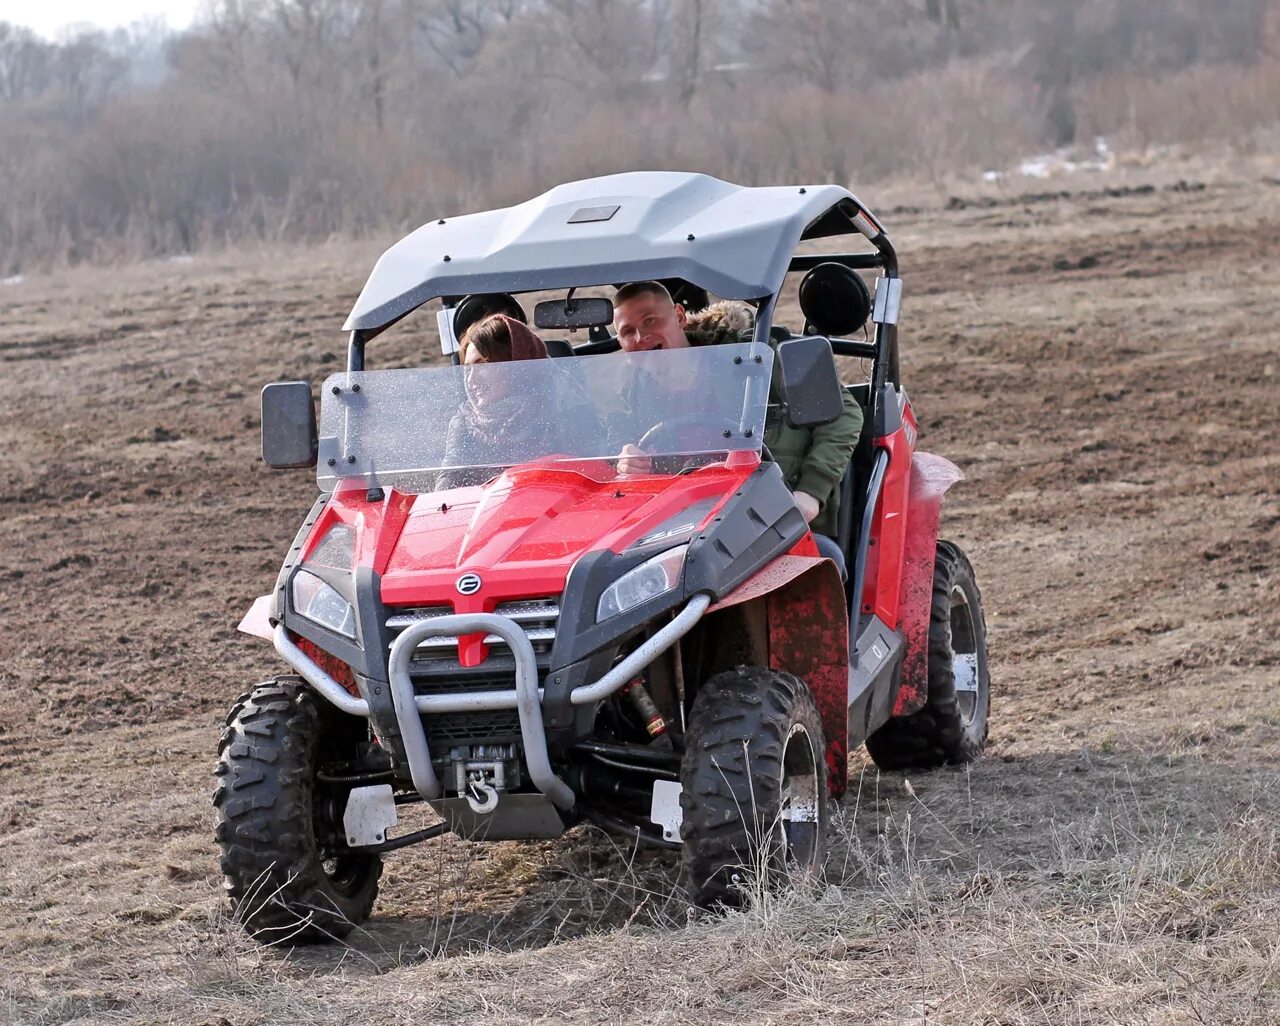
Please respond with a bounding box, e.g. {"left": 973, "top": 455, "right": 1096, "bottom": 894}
{"left": 679, "top": 667, "right": 828, "bottom": 907}
{"left": 213, "top": 678, "right": 381, "bottom": 944}
{"left": 867, "top": 540, "right": 990, "bottom": 770}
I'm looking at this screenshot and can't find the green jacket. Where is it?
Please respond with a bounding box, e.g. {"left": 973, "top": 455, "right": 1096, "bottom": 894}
{"left": 686, "top": 303, "right": 863, "bottom": 538}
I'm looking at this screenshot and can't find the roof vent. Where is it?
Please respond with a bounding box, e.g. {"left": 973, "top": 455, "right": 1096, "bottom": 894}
{"left": 568, "top": 204, "right": 620, "bottom": 224}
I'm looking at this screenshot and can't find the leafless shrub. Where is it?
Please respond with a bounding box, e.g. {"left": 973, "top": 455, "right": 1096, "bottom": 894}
{"left": 1077, "top": 59, "right": 1280, "bottom": 154}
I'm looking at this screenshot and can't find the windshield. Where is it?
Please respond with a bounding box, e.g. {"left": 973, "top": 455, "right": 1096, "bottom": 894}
{"left": 316, "top": 342, "right": 771, "bottom": 493}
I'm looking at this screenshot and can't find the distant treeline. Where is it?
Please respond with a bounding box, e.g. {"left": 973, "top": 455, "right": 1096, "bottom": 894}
{"left": 1, "top": 0, "right": 1277, "bottom": 272}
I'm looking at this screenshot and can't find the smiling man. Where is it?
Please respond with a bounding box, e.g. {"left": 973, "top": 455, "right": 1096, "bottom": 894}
{"left": 613, "top": 280, "right": 692, "bottom": 352}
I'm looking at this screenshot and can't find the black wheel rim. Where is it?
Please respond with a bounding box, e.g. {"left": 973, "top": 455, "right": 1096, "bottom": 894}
{"left": 777, "top": 722, "right": 820, "bottom": 870}
{"left": 315, "top": 785, "right": 373, "bottom": 896}
{"left": 320, "top": 851, "right": 371, "bottom": 896}
{"left": 949, "top": 583, "right": 982, "bottom": 726}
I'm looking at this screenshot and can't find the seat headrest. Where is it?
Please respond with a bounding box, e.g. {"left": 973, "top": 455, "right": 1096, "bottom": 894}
{"left": 454, "top": 293, "right": 527, "bottom": 341}
{"left": 798, "top": 264, "right": 871, "bottom": 337}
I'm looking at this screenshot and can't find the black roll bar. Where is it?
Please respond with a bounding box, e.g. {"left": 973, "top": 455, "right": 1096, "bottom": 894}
{"left": 347, "top": 329, "right": 368, "bottom": 372}
{"left": 787, "top": 252, "right": 885, "bottom": 274}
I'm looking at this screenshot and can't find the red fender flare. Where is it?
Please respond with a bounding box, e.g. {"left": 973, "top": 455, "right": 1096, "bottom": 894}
{"left": 709, "top": 554, "right": 850, "bottom": 797}
{"left": 892, "top": 451, "right": 964, "bottom": 717}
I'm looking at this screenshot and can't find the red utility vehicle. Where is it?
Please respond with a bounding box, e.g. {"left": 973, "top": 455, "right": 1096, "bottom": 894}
{"left": 218, "top": 173, "right": 990, "bottom": 943}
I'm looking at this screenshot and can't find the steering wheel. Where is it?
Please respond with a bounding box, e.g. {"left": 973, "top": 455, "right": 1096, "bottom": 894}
{"left": 634, "top": 415, "right": 744, "bottom": 475}
{"left": 638, "top": 414, "right": 742, "bottom": 453}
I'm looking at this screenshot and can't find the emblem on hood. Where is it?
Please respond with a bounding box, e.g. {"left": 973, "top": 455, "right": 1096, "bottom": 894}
{"left": 455, "top": 572, "right": 482, "bottom": 596}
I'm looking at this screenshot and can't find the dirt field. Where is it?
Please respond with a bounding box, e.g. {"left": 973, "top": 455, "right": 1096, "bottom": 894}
{"left": 2, "top": 162, "right": 1278, "bottom": 1025}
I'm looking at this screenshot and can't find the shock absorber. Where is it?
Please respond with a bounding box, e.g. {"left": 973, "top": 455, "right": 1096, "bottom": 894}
{"left": 622, "top": 677, "right": 670, "bottom": 742}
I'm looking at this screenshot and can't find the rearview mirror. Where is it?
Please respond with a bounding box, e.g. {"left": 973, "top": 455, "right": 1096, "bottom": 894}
{"left": 534, "top": 297, "right": 613, "bottom": 330}
{"left": 777, "top": 337, "right": 844, "bottom": 429}
{"left": 261, "top": 381, "right": 317, "bottom": 468}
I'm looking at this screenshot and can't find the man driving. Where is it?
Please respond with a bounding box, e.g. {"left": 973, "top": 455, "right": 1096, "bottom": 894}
{"left": 612, "top": 281, "right": 862, "bottom": 578}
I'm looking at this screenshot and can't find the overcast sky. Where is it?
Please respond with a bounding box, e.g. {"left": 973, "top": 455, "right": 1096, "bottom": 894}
{"left": 0, "top": 0, "right": 197, "bottom": 37}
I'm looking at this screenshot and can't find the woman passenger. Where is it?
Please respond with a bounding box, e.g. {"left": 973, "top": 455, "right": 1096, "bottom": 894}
{"left": 437, "top": 314, "right": 572, "bottom": 488}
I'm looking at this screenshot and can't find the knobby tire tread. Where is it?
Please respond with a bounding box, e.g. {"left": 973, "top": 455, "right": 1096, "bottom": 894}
{"left": 679, "top": 666, "right": 827, "bottom": 907}
{"left": 213, "top": 677, "right": 381, "bottom": 944}
{"left": 866, "top": 540, "right": 989, "bottom": 771}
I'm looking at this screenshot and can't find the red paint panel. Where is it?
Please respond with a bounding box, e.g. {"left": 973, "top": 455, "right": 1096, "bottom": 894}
{"left": 891, "top": 451, "right": 963, "bottom": 716}
{"left": 862, "top": 401, "right": 919, "bottom": 626}
{"left": 370, "top": 489, "right": 416, "bottom": 573}
{"left": 788, "top": 532, "right": 820, "bottom": 559}
{"left": 297, "top": 481, "right": 416, "bottom": 577}
{"left": 381, "top": 463, "right": 748, "bottom": 607}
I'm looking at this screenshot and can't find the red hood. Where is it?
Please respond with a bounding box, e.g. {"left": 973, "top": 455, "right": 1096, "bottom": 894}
{"left": 338, "top": 461, "right": 755, "bottom": 609}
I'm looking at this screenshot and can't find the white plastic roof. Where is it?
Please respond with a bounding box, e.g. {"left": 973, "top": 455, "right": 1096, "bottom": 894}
{"left": 343, "top": 171, "right": 865, "bottom": 332}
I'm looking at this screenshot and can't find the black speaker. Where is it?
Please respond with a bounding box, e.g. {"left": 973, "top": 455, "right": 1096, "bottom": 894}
{"left": 798, "top": 263, "right": 871, "bottom": 337}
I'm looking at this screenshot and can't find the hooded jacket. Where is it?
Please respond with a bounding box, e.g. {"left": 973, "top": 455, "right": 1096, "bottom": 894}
{"left": 684, "top": 302, "right": 864, "bottom": 538}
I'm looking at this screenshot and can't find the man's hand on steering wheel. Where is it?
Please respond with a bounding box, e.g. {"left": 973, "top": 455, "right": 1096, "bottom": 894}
{"left": 616, "top": 415, "right": 743, "bottom": 476}
{"left": 616, "top": 443, "right": 653, "bottom": 475}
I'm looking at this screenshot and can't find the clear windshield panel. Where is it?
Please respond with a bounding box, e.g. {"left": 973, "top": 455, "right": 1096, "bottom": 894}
{"left": 316, "top": 342, "right": 771, "bottom": 493}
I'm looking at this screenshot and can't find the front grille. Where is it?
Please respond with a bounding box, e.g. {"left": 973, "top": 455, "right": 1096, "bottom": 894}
{"left": 385, "top": 597, "right": 560, "bottom": 667}
{"left": 430, "top": 709, "right": 522, "bottom": 748}
{"left": 385, "top": 597, "right": 560, "bottom": 750}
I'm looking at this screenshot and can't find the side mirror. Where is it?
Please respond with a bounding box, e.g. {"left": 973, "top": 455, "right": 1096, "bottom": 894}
{"left": 261, "top": 381, "right": 317, "bottom": 468}
{"left": 777, "top": 336, "right": 844, "bottom": 428}
{"left": 534, "top": 296, "right": 613, "bottom": 330}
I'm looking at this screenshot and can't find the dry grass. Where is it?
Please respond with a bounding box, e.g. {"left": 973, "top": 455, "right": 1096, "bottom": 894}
{"left": 7, "top": 762, "right": 1276, "bottom": 1025}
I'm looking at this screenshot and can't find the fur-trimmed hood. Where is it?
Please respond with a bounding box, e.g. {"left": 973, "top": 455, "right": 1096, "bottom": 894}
{"left": 684, "top": 301, "right": 754, "bottom": 347}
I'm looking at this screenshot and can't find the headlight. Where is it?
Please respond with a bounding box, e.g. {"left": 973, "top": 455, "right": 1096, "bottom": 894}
{"left": 291, "top": 569, "right": 357, "bottom": 638}
{"left": 597, "top": 544, "right": 688, "bottom": 622}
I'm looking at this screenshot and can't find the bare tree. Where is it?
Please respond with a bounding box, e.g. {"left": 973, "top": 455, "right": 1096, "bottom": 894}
{"left": 47, "top": 31, "right": 127, "bottom": 121}
{"left": 0, "top": 22, "right": 51, "bottom": 101}
{"left": 3, "top": 0, "right": 1279, "bottom": 272}
{"left": 413, "top": 0, "right": 493, "bottom": 78}
{"left": 744, "top": 0, "right": 863, "bottom": 93}
{"left": 355, "top": 0, "right": 391, "bottom": 129}
{"left": 924, "top": 0, "right": 960, "bottom": 30}
{"left": 672, "top": 0, "right": 705, "bottom": 104}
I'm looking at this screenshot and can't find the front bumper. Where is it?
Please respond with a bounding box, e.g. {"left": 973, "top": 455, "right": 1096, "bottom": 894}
{"left": 274, "top": 593, "right": 711, "bottom": 810}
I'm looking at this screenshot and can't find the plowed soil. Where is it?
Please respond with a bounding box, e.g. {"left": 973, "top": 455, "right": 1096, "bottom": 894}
{"left": 2, "top": 166, "right": 1278, "bottom": 1025}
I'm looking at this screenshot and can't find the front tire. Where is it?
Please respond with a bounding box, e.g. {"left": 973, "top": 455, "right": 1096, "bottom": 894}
{"left": 213, "top": 678, "right": 381, "bottom": 943}
{"left": 679, "top": 667, "right": 828, "bottom": 907}
{"left": 867, "top": 540, "right": 990, "bottom": 770}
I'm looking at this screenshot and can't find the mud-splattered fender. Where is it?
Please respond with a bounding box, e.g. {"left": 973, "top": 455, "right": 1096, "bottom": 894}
{"left": 708, "top": 554, "right": 850, "bottom": 798}
{"left": 892, "top": 452, "right": 964, "bottom": 717}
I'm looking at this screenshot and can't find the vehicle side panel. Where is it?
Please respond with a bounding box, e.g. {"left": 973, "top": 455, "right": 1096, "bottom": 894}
{"left": 891, "top": 451, "right": 964, "bottom": 716}
{"left": 859, "top": 405, "right": 919, "bottom": 625}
